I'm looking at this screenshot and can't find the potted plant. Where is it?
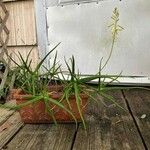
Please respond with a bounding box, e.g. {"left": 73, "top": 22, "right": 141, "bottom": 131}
{"left": 4, "top": 43, "right": 79, "bottom": 125}
{"left": 0, "top": 43, "right": 103, "bottom": 128}
{"left": 0, "top": 45, "right": 104, "bottom": 127}
{"left": 1, "top": 8, "right": 145, "bottom": 130}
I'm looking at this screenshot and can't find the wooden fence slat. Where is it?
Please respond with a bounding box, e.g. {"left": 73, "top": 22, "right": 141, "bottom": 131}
{"left": 4, "top": 0, "right": 37, "bottom": 46}
{"left": 7, "top": 46, "right": 39, "bottom": 68}
{"left": 73, "top": 91, "right": 145, "bottom": 150}
{"left": 6, "top": 124, "right": 76, "bottom": 150}
{"left": 123, "top": 89, "right": 150, "bottom": 149}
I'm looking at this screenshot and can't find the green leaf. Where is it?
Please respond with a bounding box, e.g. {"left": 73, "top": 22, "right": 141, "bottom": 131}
{"left": 46, "top": 96, "right": 78, "bottom": 129}
{"left": 0, "top": 96, "right": 42, "bottom": 110}
{"left": 34, "top": 43, "right": 60, "bottom": 73}
{"left": 100, "top": 92, "right": 126, "bottom": 111}
{"left": 74, "top": 82, "right": 86, "bottom": 130}
{"left": 44, "top": 99, "right": 57, "bottom": 126}
{"left": 18, "top": 52, "right": 33, "bottom": 74}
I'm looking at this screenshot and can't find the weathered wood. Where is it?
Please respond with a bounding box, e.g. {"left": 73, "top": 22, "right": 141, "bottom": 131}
{"left": 6, "top": 124, "right": 76, "bottom": 150}
{"left": 0, "top": 112, "right": 23, "bottom": 149}
{"left": 2, "top": 90, "right": 149, "bottom": 150}
{"left": 7, "top": 46, "right": 39, "bottom": 68}
{"left": 0, "top": 0, "right": 12, "bottom": 94}
{"left": 5, "top": 125, "right": 39, "bottom": 150}
{"left": 0, "top": 100, "right": 15, "bottom": 125}
{"left": 3, "top": 0, "right": 21, "bottom": 2}
{"left": 2, "top": 0, "right": 36, "bottom": 46}
{"left": 123, "top": 89, "right": 150, "bottom": 149}
{"left": 73, "top": 91, "right": 145, "bottom": 150}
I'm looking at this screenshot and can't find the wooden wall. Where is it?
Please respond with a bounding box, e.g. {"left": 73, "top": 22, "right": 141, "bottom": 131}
{"left": 1, "top": 0, "right": 39, "bottom": 68}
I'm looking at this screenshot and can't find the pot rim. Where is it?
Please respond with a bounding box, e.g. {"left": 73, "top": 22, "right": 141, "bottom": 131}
{"left": 13, "top": 88, "right": 89, "bottom": 101}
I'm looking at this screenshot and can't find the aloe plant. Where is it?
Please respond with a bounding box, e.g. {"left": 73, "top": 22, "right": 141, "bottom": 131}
{"left": 59, "top": 56, "right": 101, "bottom": 129}
{"left": 1, "top": 8, "right": 148, "bottom": 130}
{"left": 59, "top": 56, "right": 127, "bottom": 129}
{"left": 0, "top": 44, "right": 78, "bottom": 127}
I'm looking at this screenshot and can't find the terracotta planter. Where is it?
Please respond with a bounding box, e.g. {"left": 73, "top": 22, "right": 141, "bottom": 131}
{"left": 14, "top": 89, "right": 89, "bottom": 123}
{"left": 7, "top": 89, "right": 19, "bottom": 100}
{"left": 48, "top": 84, "right": 64, "bottom": 92}
{"left": 0, "top": 89, "right": 17, "bottom": 104}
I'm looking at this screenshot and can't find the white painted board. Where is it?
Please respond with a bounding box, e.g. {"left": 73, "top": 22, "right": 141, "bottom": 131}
{"left": 46, "top": 0, "right": 150, "bottom": 83}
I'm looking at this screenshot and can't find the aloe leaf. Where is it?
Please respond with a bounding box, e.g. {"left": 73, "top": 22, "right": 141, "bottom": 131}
{"left": 52, "top": 51, "right": 58, "bottom": 73}
{"left": 98, "top": 57, "right": 103, "bottom": 92}
{"left": 27, "top": 59, "right": 33, "bottom": 71}
{"left": 46, "top": 97, "right": 77, "bottom": 129}
{"left": 64, "top": 86, "right": 72, "bottom": 110}
{"left": 100, "top": 92, "right": 126, "bottom": 111}
{"left": 44, "top": 99, "right": 57, "bottom": 126}
{"left": 0, "top": 96, "right": 42, "bottom": 110}
{"left": 18, "top": 52, "right": 33, "bottom": 74}
{"left": 82, "top": 90, "right": 98, "bottom": 103}
{"left": 34, "top": 43, "right": 60, "bottom": 73}
{"left": 71, "top": 56, "right": 75, "bottom": 76}
{"left": 25, "top": 46, "right": 34, "bottom": 64}
{"left": 7, "top": 54, "right": 22, "bottom": 68}
{"left": 79, "top": 75, "right": 101, "bottom": 83}
{"left": 74, "top": 82, "right": 86, "bottom": 130}
{"left": 104, "top": 72, "right": 122, "bottom": 86}
{"left": 65, "top": 59, "right": 73, "bottom": 76}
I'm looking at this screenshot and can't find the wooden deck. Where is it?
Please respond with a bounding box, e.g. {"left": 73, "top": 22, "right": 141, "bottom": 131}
{"left": 0, "top": 89, "right": 149, "bottom": 150}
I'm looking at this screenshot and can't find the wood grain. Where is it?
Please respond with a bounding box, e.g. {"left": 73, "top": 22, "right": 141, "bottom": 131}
{"left": 3, "top": 0, "right": 21, "bottom": 2}
{"left": 73, "top": 91, "right": 145, "bottom": 150}
{"left": 2, "top": 90, "right": 149, "bottom": 150}
{"left": 0, "top": 112, "right": 23, "bottom": 149}
{"left": 123, "top": 89, "right": 150, "bottom": 149}
{"left": 7, "top": 124, "right": 76, "bottom": 150}
{"left": 0, "top": 100, "right": 15, "bottom": 125}
{"left": 7, "top": 46, "right": 39, "bottom": 68}
{"left": 2, "top": 0, "right": 36, "bottom": 46}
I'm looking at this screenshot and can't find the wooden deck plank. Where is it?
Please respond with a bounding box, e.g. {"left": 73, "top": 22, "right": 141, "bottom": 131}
{"left": 6, "top": 124, "right": 76, "bottom": 150}
{"left": 5, "top": 125, "right": 40, "bottom": 150}
{"left": 0, "top": 112, "right": 23, "bottom": 149}
{"left": 0, "top": 100, "right": 15, "bottom": 125}
{"left": 73, "top": 91, "right": 145, "bottom": 150}
{"left": 123, "top": 89, "right": 150, "bottom": 149}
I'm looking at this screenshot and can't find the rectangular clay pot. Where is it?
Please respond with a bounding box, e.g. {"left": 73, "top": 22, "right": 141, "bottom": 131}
{"left": 14, "top": 89, "right": 88, "bottom": 123}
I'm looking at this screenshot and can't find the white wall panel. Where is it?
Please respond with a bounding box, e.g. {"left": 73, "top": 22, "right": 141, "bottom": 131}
{"left": 46, "top": 0, "right": 150, "bottom": 80}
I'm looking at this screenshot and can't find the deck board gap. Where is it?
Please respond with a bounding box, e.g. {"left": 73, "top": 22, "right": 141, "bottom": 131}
{"left": 2, "top": 125, "right": 24, "bottom": 150}
{"left": 70, "top": 123, "right": 79, "bottom": 150}
{"left": 121, "top": 90, "right": 148, "bottom": 150}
